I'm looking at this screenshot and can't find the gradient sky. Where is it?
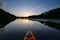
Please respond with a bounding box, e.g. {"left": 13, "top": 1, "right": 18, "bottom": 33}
{"left": 1, "top": 0, "right": 60, "bottom": 16}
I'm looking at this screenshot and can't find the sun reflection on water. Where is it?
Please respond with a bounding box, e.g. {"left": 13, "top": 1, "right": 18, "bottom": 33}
{"left": 15, "top": 19, "right": 35, "bottom": 25}
{"left": 23, "top": 19, "right": 32, "bottom": 23}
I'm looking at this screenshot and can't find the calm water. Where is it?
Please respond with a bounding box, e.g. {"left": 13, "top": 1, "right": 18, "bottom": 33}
{"left": 0, "top": 19, "right": 60, "bottom": 40}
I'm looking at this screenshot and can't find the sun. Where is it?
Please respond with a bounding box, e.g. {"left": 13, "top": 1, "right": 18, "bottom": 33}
{"left": 24, "top": 11, "right": 34, "bottom": 17}
{"left": 25, "top": 14, "right": 29, "bottom": 17}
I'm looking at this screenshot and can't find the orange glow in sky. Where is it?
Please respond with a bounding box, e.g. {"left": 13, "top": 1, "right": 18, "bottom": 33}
{"left": 15, "top": 11, "right": 35, "bottom": 17}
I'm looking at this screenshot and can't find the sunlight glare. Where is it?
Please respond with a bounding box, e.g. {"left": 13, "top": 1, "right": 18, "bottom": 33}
{"left": 16, "top": 19, "right": 34, "bottom": 25}
{"left": 15, "top": 11, "right": 35, "bottom": 17}
{"left": 25, "top": 14, "right": 29, "bottom": 17}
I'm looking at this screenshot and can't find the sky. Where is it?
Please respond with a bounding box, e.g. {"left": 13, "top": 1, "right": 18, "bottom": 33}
{"left": 0, "top": 0, "right": 60, "bottom": 17}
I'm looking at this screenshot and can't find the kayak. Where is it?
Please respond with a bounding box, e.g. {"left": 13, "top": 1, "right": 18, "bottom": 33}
{"left": 24, "top": 29, "right": 36, "bottom": 40}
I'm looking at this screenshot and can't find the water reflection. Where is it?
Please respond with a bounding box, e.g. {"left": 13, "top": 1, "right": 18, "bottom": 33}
{"left": 40, "top": 21, "right": 60, "bottom": 30}
{"left": 0, "top": 19, "right": 60, "bottom": 40}
{"left": 29, "top": 19, "right": 60, "bottom": 30}
{"left": 0, "top": 18, "right": 16, "bottom": 28}
{"left": 0, "top": 27, "right": 9, "bottom": 39}
{"left": 16, "top": 19, "right": 34, "bottom": 24}
{"left": 1, "top": 18, "right": 60, "bottom": 31}
{"left": 10, "top": 19, "right": 38, "bottom": 29}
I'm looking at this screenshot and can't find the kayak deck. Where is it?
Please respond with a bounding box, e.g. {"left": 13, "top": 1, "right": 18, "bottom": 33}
{"left": 24, "top": 29, "right": 36, "bottom": 40}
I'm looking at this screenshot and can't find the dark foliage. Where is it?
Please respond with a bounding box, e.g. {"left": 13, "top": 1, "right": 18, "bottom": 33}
{"left": 40, "top": 21, "right": 60, "bottom": 30}
{"left": 0, "top": 9, "right": 16, "bottom": 28}
{"left": 28, "top": 8, "right": 60, "bottom": 19}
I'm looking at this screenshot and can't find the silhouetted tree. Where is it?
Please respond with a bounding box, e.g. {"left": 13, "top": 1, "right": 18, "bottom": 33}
{"left": 0, "top": 9, "right": 16, "bottom": 28}
{"left": 28, "top": 8, "right": 60, "bottom": 19}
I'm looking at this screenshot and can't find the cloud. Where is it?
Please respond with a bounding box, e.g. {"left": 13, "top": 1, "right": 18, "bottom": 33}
{"left": 0, "top": 0, "right": 7, "bottom": 9}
